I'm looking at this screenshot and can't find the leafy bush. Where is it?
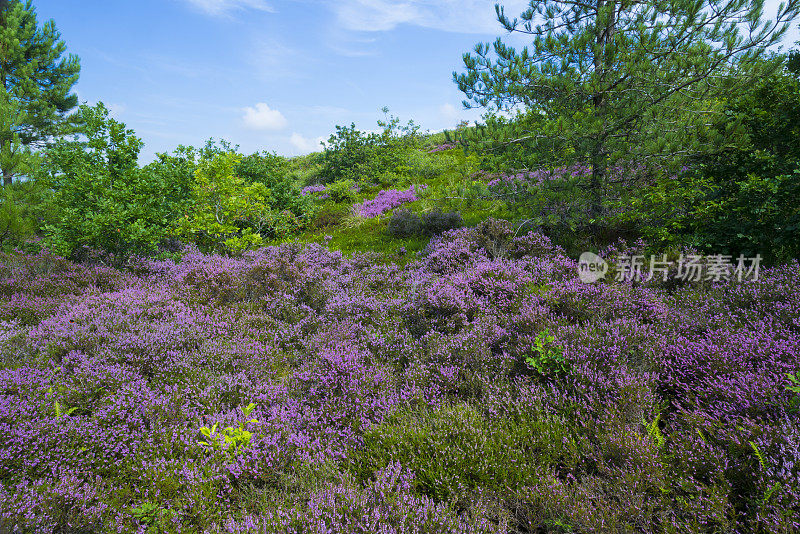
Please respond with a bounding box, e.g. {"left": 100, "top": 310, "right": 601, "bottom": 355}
{"left": 326, "top": 179, "right": 357, "bottom": 204}
{"left": 178, "top": 152, "right": 275, "bottom": 254}
{"left": 523, "top": 330, "right": 571, "bottom": 380}
{"left": 130, "top": 502, "right": 176, "bottom": 534}
{"left": 321, "top": 111, "right": 421, "bottom": 184}
{"left": 387, "top": 208, "right": 462, "bottom": 238}
{"left": 198, "top": 403, "right": 258, "bottom": 458}
{"left": 320, "top": 123, "right": 376, "bottom": 183}
{"left": 235, "top": 151, "right": 315, "bottom": 224}
{"left": 234, "top": 150, "right": 287, "bottom": 185}
{"left": 43, "top": 103, "right": 191, "bottom": 259}
{"left": 690, "top": 166, "right": 799, "bottom": 262}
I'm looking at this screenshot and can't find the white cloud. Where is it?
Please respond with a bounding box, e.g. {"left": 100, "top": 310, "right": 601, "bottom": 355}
{"left": 439, "top": 103, "right": 458, "bottom": 124}
{"left": 183, "top": 0, "right": 275, "bottom": 16}
{"left": 242, "top": 103, "right": 288, "bottom": 130}
{"left": 335, "top": 1, "right": 422, "bottom": 32}
{"left": 325, "top": 31, "right": 380, "bottom": 57}
{"left": 249, "top": 39, "right": 309, "bottom": 80}
{"left": 107, "top": 103, "right": 127, "bottom": 118}
{"left": 332, "top": 0, "right": 531, "bottom": 34}
{"left": 290, "top": 132, "right": 327, "bottom": 153}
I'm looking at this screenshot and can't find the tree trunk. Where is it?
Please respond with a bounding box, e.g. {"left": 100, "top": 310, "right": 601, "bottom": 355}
{"left": 2, "top": 167, "right": 12, "bottom": 187}
{"left": 590, "top": 147, "right": 604, "bottom": 218}
{"left": 589, "top": 0, "right": 616, "bottom": 219}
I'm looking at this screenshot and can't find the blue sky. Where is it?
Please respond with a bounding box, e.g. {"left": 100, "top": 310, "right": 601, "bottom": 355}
{"left": 32, "top": 0, "right": 799, "bottom": 163}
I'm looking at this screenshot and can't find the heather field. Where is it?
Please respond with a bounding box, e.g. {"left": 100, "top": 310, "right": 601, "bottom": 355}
{"left": 2, "top": 0, "right": 800, "bottom": 532}
{"left": 1, "top": 221, "right": 799, "bottom": 532}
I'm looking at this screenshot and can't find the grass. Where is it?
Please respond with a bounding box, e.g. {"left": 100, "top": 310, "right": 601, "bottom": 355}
{"left": 280, "top": 145, "right": 533, "bottom": 261}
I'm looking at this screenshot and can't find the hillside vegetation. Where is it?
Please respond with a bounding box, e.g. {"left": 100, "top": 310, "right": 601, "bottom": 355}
{"left": 1, "top": 0, "right": 800, "bottom": 532}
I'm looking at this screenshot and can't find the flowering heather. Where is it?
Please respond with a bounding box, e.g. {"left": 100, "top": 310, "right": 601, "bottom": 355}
{"left": 1, "top": 222, "right": 799, "bottom": 532}
{"left": 355, "top": 185, "right": 425, "bottom": 218}
{"left": 485, "top": 163, "right": 657, "bottom": 191}
{"left": 427, "top": 142, "right": 458, "bottom": 153}
{"left": 486, "top": 165, "right": 593, "bottom": 190}
{"left": 301, "top": 185, "right": 327, "bottom": 196}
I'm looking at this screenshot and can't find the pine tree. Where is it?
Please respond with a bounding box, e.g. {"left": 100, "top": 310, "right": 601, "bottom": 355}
{"left": 0, "top": 0, "right": 80, "bottom": 186}
{"left": 455, "top": 0, "right": 799, "bottom": 216}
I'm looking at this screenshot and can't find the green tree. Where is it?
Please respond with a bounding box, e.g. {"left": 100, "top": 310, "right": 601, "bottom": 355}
{"left": 688, "top": 53, "right": 800, "bottom": 262}
{"left": 455, "top": 0, "right": 799, "bottom": 215}
{"left": 0, "top": 0, "right": 80, "bottom": 185}
{"left": 178, "top": 152, "right": 280, "bottom": 254}
{"left": 44, "top": 103, "right": 190, "bottom": 259}
{"left": 321, "top": 110, "right": 420, "bottom": 184}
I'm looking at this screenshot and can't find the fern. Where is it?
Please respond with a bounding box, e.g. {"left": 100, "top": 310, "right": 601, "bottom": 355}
{"left": 749, "top": 441, "right": 767, "bottom": 471}
{"left": 644, "top": 413, "right": 666, "bottom": 449}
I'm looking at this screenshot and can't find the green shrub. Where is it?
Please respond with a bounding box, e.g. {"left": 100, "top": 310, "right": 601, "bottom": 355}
{"left": 523, "top": 330, "right": 571, "bottom": 380}
{"left": 327, "top": 179, "right": 357, "bottom": 204}
{"left": 198, "top": 403, "right": 258, "bottom": 458}
{"left": 321, "top": 111, "right": 421, "bottom": 184}
{"left": 234, "top": 150, "right": 287, "bottom": 185}
{"left": 321, "top": 123, "right": 376, "bottom": 183}
{"left": 691, "top": 166, "right": 800, "bottom": 262}
{"left": 130, "top": 502, "right": 176, "bottom": 534}
{"left": 43, "top": 103, "right": 190, "bottom": 259}
{"left": 178, "top": 152, "right": 276, "bottom": 254}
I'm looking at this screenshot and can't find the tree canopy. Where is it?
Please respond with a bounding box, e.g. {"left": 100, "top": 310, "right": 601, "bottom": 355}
{"left": 455, "top": 0, "right": 800, "bottom": 214}
{"left": 0, "top": 0, "right": 80, "bottom": 185}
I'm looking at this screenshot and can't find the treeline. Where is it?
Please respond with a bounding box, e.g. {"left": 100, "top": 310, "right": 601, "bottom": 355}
{"left": 447, "top": 0, "right": 800, "bottom": 264}
{"left": 2, "top": 102, "right": 318, "bottom": 257}
{"left": 452, "top": 53, "right": 800, "bottom": 264}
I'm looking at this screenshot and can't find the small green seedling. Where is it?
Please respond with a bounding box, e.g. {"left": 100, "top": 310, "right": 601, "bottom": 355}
{"left": 525, "top": 330, "right": 571, "bottom": 379}
{"left": 131, "top": 502, "right": 176, "bottom": 533}
{"left": 199, "top": 403, "right": 258, "bottom": 457}
{"left": 48, "top": 387, "right": 78, "bottom": 420}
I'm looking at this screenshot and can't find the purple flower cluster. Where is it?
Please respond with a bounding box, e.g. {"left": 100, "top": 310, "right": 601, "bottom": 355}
{"left": 355, "top": 186, "right": 425, "bottom": 218}
{"left": 487, "top": 164, "right": 593, "bottom": 190}
{"left": 301, "top": 185, "right": 328, "bottom": 196}
{"left": 427, "top": 142, "right": 458, "bottom": 153}
{"left": 1, "top": 222, "right": 799, "bottom": 531}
